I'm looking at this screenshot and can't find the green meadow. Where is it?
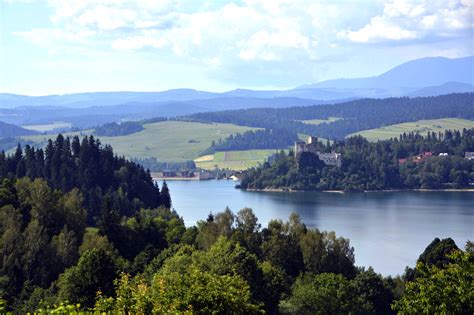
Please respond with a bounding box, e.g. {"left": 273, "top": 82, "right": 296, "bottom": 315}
{"left": 21, "top": 122, "right": 73, "bottom": 132}
{"left": 21, "top": 121, "right": 257, "bottom": 162}
{"left": 350, "top": 118, "right": 474, "bottom": 141}
{"left": 195, "top": 149, "right": 280, "bottom": 170}
{"left": 300, "top": 117, "right": 341, "bottom": 125}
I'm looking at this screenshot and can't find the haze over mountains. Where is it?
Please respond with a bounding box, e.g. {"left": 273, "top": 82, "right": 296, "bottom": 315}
{"left": 0, "top": 55, "right": 472, "bottom": 129}
{"left": 301, "top": 55, "right": 473, "bottom": 89}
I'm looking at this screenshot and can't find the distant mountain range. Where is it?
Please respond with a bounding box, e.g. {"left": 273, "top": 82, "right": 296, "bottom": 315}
{"left": 299, "top": 55, "right": 473, "bottom": 92}
{"left": 407, "top": 82, "right": 474, "bottom": 97}
{"left": 0, "top": 97, "right": 340, "bottom": 128}
{"left": 0, "top": 55, "right": 472, "bottom": 128}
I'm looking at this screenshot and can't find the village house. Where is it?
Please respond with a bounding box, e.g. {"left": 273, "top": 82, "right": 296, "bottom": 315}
{"left": 399, "top": 151, "right": 438, "bottom": 165}
{"left": 413, "top": 151, "right": 433, "bottom": 164}
{"left": 294, "top": 136, "right": 342, "bottom": 167}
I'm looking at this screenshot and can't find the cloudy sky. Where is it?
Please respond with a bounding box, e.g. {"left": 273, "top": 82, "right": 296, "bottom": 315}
{"left": 1, "top": 0, "right": 472, "bottom": 95}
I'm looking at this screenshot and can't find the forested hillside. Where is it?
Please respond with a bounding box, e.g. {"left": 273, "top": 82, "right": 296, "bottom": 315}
{"left": 0, "top": 202, "right": 471, "bottom": 313}
{"left": 0, "top": 135, "right": 164, "bottom": 223}
{"left": 0, "top": 135, "right": 171, "bottom": 311}
{"left": 0, "top": 121, "right": 38, "bottom": 138}
{"left": 0, "top": 136, "right": 472, "bottom": 313}
{"left": 94, "top": 121, "right": 144, "bottom": 137}
{"left": 240, "top": 129, "right": 474, "bottom": 191}
{"left": 201, "top": 128, "right": 298, "bottom": 155}
{"left": 185, "top": 93, "right": 474, "bottom": 140}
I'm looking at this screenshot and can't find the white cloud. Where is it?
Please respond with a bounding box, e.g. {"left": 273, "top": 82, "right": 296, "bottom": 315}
{"left": 342, "top": 0, "right": 473, "bottom": 43}
{"left": 341, "top": 16, "right": 418, "bottom": 42}
{"left": 16, "top": 0, "right": 322, "bottom": 59}
{"left": 14, "top": 28, "right": 96, "bottom": 47}
{"left": 10, "top": 0, "right": 473, "bottom": 88}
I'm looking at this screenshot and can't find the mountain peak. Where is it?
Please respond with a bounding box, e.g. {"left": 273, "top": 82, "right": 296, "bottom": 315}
{"left": 303, "top": 55, "right": 474, "bottom": 90}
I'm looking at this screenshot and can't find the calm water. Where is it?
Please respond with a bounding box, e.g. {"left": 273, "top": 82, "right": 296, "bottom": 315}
{"left": 163, "top": 180, "right": 473, "bottom": 276}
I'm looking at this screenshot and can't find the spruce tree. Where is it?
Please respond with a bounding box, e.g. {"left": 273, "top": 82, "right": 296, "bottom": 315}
{"left": 160, "top": 181, "right": 171, "bottom": 209}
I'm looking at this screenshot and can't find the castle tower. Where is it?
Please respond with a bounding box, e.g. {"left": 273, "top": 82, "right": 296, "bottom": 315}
{"left": 307, "top": 136, "right": 318, "bottom": 144}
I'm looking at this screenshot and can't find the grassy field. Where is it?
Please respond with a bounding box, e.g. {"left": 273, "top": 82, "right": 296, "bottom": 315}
{"left": 195, "top": 149, "right": 280, "bottom": 170}
{"left": 22, "top": 122, "right": 72, "bottom": 132}
{"left": 350, "top": 118, "right": 474, "bottom": 141}
{"left": 300, "top": 117, "right": 341, "bottom": 125}
{"left": 22, "top": 121, "right": 257, "bottom": 162}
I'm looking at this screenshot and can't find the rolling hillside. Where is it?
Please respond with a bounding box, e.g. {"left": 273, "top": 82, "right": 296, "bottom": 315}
{"left": 21, "top": 120, "right": 257, "bottom": 162}
{"left": 350, "top": 118, "right": 474, "bottom": 141}
{"left": 195, "top": 149, "right": 279, "bottom": 170}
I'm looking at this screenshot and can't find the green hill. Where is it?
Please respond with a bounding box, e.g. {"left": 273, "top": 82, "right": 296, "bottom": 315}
{"left": 21, "top": 120, "right": 257, "bottom": 162}
{"left": 350, "top": 118, "right": 474, "bottom": 141}
{"left": 0, "top": 121, "right": 38, "bottom": 138}
{"left": 195, "top": 149, "right": 279, "bottom": 170}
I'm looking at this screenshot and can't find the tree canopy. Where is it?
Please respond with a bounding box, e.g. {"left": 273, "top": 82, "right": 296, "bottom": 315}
{"left": 240, "top": 129, "right": 474, "bottom": 191}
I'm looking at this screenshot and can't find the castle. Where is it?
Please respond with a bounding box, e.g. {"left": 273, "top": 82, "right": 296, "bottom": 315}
{"left": 294, "top": 136, "right": 342, "bottom": 167}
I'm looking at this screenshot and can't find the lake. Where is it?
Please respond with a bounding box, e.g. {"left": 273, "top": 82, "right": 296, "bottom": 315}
{"left": 164, "top": 180, "right": 474, "bottom": 276}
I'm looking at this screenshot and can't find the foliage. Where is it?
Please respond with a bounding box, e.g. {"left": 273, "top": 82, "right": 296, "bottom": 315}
{"left": 201, "top": 128, "right": 297, "bottom": 155}
{"left": 352, "top": 268, "right": 395, "bottom": 314}
{"left": 2, "top": 196, "right": 468, "bottom": 314}
{"left": 56, "top": 249, "right": 119, "bottom": 308}
{"left": 0, "top": 137, "right": 35, "bottom": 152}
{"left": 300, "top": 230, "right": 356, "bottom": 278}
{"left": 392, "top": 250, "right": 474, "bottom": 314}
{"left": 34, "top": 302, "right": 83, "bottom": 314}
{"left": 240, "top": 129, "right": 474, "bottom": 191}
{"left": 279, "top": 273, "right": 372, "bottom": 314}
{"left": 94, "top": 121, "right": 144, "bottom": 137}
{"left": 0, "top": 178, "right": 87, "bottom": 310}
{"left": 95, "top": 269, "right": 263, "bottom": 314}
{"left": 0, "top": 185, "right": 184, "bottom": 311}
{"left": 417, "top": 237, "right": 459, "bottom": 267}
{"left": 0, "top": 134, "right": 163, "bottom": 223}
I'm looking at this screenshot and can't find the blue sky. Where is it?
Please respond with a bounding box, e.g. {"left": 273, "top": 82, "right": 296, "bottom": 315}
{"left": 1, "top": 0, "right": 472, "bottom": 95}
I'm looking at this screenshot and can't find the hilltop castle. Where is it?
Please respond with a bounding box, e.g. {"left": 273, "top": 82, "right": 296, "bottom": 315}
{"left": 294, "top": 136, "right": 342, "bottom": 167}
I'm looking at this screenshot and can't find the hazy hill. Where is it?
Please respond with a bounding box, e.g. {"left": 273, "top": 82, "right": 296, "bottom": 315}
{"left": 2, "top": 56, "right": 472, "bottom": 111}
{"left": 408, "top": 82, "right": 474, "bottom": 97}
{"left": 303, "top": 55, "right": 473, "bottom": 90}
{"left": 0, "top": 89, "right": 220, "bottom": 109}
{"left": 0, "top": 97, "right": 329, "bottom": 128}
{"left": 0, "top": 121, "right": 38, "bottom": 138}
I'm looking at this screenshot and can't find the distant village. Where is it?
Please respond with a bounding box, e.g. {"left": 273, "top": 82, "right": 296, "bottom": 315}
{"left": 399, "top": 151, "right": 474, "bottom": 165}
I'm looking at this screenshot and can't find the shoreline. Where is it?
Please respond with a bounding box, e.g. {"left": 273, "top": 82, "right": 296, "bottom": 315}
{"left": 153, "top": 177, "right": 209, "bottom": 181}
{"left": 244, "top": 187, "right": 474, "bottom": 193}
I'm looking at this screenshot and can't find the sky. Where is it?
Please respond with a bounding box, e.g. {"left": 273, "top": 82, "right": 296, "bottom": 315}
{"left": 0, "top": 0, "right": 473, "bottom": 95}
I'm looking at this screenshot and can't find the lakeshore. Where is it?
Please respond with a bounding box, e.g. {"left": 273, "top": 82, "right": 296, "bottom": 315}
{"left": 165, "top": 179, "right": 474, "bottom": 276}
{"left": 242, "top": 187, "right": 474, "bottom": 193}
